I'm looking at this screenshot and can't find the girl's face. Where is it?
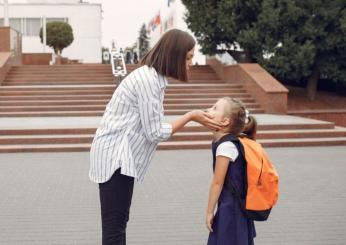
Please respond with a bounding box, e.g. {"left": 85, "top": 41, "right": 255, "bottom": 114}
{"left": 186, "top": 48, "right": 194, "bottom": 71}
{"left": 206, "top": 99, "right": 231, "bottom": 128}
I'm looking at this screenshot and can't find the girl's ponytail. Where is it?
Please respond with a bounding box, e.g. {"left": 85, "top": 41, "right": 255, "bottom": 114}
{"left": 242, "top": 115, "right": 258, "bottom": 140}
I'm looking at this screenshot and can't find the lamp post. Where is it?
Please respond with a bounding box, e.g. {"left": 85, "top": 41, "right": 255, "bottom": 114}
{"left": 4, "top": 0, "right": 9, "bottom": 26}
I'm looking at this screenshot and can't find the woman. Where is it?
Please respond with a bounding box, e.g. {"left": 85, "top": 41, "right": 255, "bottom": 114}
{"left": 89, "top": 29, "right": 222, "bottom": 245}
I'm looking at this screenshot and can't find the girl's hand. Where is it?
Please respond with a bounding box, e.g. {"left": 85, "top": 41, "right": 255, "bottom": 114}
{"left": 189, "top": 110, "right": 222, "bottom": 131}
{"left": 206, "top": 212, "right": 214, "bottom": 232}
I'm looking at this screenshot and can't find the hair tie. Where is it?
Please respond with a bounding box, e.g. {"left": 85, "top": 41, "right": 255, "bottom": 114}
{"left": 245, "top": 109, "right": 250, "bottom": 123}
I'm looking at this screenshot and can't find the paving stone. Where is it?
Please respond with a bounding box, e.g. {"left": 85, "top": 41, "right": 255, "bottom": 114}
{"left": 0, "top": 146, "right": 345, "bottom": 244}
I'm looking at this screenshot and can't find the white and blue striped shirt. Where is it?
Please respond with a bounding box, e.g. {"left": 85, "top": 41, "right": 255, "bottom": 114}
{"left": 89, "top": 65, "right": 172, "bottom": 183}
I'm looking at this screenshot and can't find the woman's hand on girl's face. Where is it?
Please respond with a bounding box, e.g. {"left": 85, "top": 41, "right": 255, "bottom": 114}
{"left": 189, "top": 110, "right": 222, "bottom": 131}
{"left": 206, "top": 212, "right": 214, "bottom": 232}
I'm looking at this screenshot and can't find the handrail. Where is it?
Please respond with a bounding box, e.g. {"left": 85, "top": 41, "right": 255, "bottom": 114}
{"left": 9, "top": 28, "right": 22, "bottom": 65}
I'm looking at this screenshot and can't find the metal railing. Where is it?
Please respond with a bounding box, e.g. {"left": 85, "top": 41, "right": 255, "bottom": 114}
{"left": 9, "top": 28, "right": 22, "bottom": 65}
{"left": 110, "top": 50, "right": 127, "bottom": 84}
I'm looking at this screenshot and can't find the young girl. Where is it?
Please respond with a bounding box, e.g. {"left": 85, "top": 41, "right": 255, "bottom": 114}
{"left": 206, "top": 97, "right": 257, "bottom": 245}
{"left": 89, "top": 29, "right": 222, "bottom": 245}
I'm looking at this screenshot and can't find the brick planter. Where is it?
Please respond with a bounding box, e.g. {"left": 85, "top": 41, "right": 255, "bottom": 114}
{"left": 207, "top": 58, "right": 289, "bottom": 114}
{"left": 22, "top": 53, "right": 52, "bottom": 65}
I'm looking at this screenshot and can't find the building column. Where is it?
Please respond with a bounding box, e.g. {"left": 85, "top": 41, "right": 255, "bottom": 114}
{"left": 4, "top": 0, "right": 9, "bottom": 26}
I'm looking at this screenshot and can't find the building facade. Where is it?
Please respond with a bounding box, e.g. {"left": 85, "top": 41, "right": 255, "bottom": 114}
{"left": 147, "top": 0, "right": 206, "bottom": 65}
{"left": 0, "top": 0, "right": 102, "bottom": 63}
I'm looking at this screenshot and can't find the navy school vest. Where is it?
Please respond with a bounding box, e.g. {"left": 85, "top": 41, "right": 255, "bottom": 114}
{"left": 211, "top": 133, "right": 248, "bottom": 199}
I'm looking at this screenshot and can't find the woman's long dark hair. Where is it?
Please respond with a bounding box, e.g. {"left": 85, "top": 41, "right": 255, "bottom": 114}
{"left": 141, "top": 29, "right": 195, "bottom": 82}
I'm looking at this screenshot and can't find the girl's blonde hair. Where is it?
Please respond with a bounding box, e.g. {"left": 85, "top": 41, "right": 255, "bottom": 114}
{"left": 221, "top": 97, "right": 258, "bottom": 140}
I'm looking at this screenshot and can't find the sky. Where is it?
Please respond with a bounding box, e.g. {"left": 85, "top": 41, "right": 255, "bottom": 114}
{"left": 90, "top": 0, "right": 162, "bottom": 49}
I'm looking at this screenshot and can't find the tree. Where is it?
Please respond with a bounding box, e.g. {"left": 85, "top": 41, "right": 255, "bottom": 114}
{"left": 254, "top": 0, "right": 346, "bottom": 100}
{"left": 182, "top": 0, "right": 263, "bottom": 60}
{"left": 182, "top": 0, "right": 346, "bottom": 100}
{"left": 138, "top": 24, "right": 149, "bottom": 59}
{"left": 40, "top": 21, "right": 74, "bottom": 56}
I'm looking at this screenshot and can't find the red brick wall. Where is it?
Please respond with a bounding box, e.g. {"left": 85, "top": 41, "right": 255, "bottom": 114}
{"left": 207, "top": 58, "right": 289, "bottom": 114}
{"left": 22, "top": 53, "right": 52, "bottom": 65}
{"left": 0, "top": 52, "right": 12, "bottom": 85}
{"left": 0, "top": 27, "right": 11, "bottom": 52}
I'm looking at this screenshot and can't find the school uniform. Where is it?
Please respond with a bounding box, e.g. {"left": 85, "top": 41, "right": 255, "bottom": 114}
{"left": 89, "top": 65, "right": 172, "bottom": 245}
{"left": 208, "top": 134, "right": 256, "bottom": 245}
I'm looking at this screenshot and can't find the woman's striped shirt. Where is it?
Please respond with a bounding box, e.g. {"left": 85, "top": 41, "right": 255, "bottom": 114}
{"left": 89, "top": 65, "right": 172, "bottom": 183}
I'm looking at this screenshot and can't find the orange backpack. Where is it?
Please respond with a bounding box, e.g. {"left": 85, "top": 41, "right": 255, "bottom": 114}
{"left": 226, "top": 136, "right": 279, "bottom": 221}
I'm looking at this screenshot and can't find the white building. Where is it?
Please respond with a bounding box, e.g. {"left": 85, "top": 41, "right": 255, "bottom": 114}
{"left": 147, "top": 0, "right": 206, "bottom": 65}
{"left": 0, "top": 0, "right": 102, "bottom": 63}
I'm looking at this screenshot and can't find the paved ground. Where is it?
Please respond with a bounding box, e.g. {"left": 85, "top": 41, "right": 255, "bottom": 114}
{"left": 0, "top": 146, "right": 345, "bottom": 245}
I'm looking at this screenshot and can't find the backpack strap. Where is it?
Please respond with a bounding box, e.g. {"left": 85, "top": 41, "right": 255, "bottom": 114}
{"left": 219, "top": 135, "right": 247, "bottom": 208}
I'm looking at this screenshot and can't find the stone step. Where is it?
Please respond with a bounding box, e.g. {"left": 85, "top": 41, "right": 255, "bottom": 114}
{"left": 9, "top": 69, "right": 112, "bottom": 73}
{"left": 5, "top": 75, "right": 219, "bottom": 81}
{"left": 6, "top": 72, "right": 112, "bottom": 76}
{"left": 6, "top": 70, "right": 217, "bottom": 74}
{"left": 0, "top": 134, "right": 94, "bottom": 144}
{"left": 8, "top": 69, "right": 113, "bottom": 73}
{"left": 0, "top": 88, "right": 247, "bottom": 96}
{"left": 158, "top": 137, "right": 346, "bottom": 149}
{"left": 2, "top": 81, "right": 114, "bottom": 86}
{"left": 0, "top": 98, "right": 257, "bottom": 106}
{"left": 6, "top": 72, "right": 218, "bottom": 76}
{"left": 0, "top": 121, "right": 336, "bottom": 136}
{"left": 0, "top": 111, "right": 106, "bottom": 117}
{"left": 165, "top": 108, "right": 265, "bottom": 115}
{"left": 9, "top": 64, "right": 212, "bottom": 69}
{"left": 0, "top": 128, "right": 97, "bottom": 136}
{"left": 1, "top": 137, "right": 345, "bottom": 153}
{"left": 1, "top": 79, "right": 225, "bottom": 86}
{"left": 4, "top": 76, "right": 220, "bottom": 82}
{"left": 0, "top": 93, "right": 252, "bottom": 101}
{"left": 0, "top": 84, "right": 117, "bottom": 90}
{"left": 0, "top": 102, "right": 261, "bottom": 112}
{"left": 0, "top": 83, "right": 243, "bottom": 91}
{"left": 10, "top": 64, "right": 213, "bottom": 71}
{"left": 0, "top": 108, "right": 265, "bottom": 117}
{"left": 1, "top": 129, "right": 345, "bottom": 145}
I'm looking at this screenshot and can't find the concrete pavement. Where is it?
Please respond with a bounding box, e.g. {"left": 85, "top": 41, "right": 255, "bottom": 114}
{"left": 0, "top": 146, "right": 345, "bottom": 245}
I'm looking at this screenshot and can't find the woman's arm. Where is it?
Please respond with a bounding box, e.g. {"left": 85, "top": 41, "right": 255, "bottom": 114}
{"left": 171, "top": 110, "right": 222, "bottom": 135}
{"left": 206, "top": 155, "right": 230, "bottom": 232}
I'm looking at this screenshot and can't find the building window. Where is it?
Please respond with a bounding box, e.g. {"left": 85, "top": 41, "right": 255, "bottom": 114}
{"left": 47, "top": 18, "right": 68, "bottom": 23}
{"left": 0, "top": 18, "right": 68, "bottom": 36}
{"left": 10, "top": 18, "right": 22, "bottom": 33}
{"left": 25, "top": 18, "right": 41, "bottom": 36}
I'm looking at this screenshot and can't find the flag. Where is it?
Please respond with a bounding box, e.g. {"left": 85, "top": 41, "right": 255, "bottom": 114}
{"left": 155, "top": 12, "right": 161, "bottom": 26}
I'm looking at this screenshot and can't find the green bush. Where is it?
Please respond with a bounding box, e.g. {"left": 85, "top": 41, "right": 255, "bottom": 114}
{"left": 40, "top": 21, "right": 74, "bottom": 55}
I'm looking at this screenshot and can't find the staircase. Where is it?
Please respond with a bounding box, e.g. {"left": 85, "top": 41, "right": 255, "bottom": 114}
{"left": 0, "top": 64, "right": 263, "bottom": 117}
{"left": 0, "top": 64, "right": 345, "bottom": 153}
